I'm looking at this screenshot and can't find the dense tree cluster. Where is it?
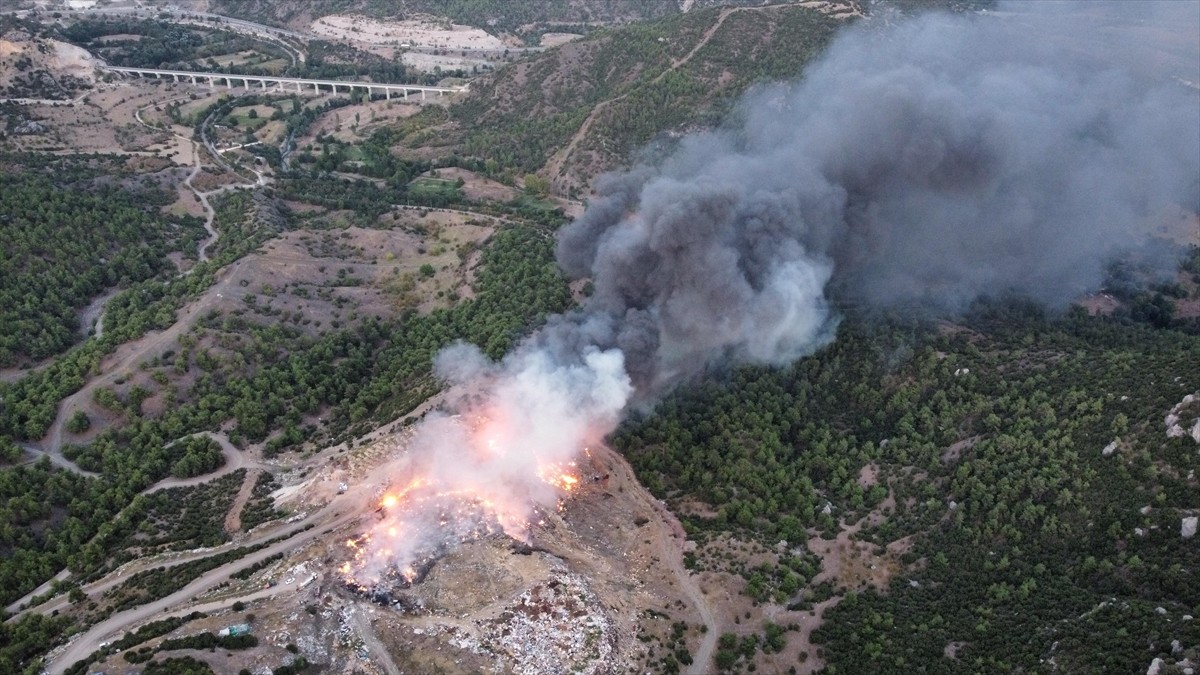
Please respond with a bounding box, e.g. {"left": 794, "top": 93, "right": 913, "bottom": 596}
{"left": 0, "top": 172, "right": 199, "bottom": 364}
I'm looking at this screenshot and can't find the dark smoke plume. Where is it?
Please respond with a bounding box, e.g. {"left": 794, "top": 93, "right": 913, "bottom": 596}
{"left": 557, "top": 2, "right": 1200, "bottom": 394}
{"left": 350, "top": 3, "right": 1199, "bottom": 581}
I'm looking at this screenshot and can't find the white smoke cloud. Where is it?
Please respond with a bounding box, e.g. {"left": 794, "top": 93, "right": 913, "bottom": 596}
{"left": 348, "top": 342, "right": 631, "bottom": 584}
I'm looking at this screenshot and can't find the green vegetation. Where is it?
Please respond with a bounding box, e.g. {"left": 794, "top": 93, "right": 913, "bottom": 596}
{"left": 230, "top": 552, "right": 282, "bottom": 580}
{"left": 239, "top": 472, "right": 284, "bottom": 531}
{"left": 434, "top": 4, "right": 839, "bottom": 185}
{"left": 211, "top": 0, "right": 681, "bottom": 40}
{"left": 0, "top": 614, "right": 72, "bottom": 675}
{"left": 125, "top": 631, "right": 257, "bottom": 664}
{"left": 0, "top": 190, "right": 271, "bottom": 443}
{"left": 617, "top": 304, "right": 1200, "bottom": 673}
{"left": 0, "top": 169, "right": 201, "bottom": 364}
{"left": 0, "top": 203, "right": 571, "bottom": 673}
{"left": 105, "top": 541, "right": 270, "bottom": 612}
{"left": 5, "top": 5, "right": 1196, "bottom": 675}
{"left": 141, "top": 655, "right": 215, "bottom": 675}
{"left": 122, "top": 471, "right": 245, "bottom": 552}
{"left": 60, "top": 17, "right": 459, "bottom": 84}
{"left": 0, "top": 460, "right": 125, "bottom": 607}
{"left": 66, "top": 411, "right": 91, "bottom": 434}
{"left": 62, "top": 611, "right": 207, "bottom": 675}
{"left": 168, "top": 435, "right": 225, "bottom": 479}
{"left": 62, "top": 19, "right": 286, "bottom": 74}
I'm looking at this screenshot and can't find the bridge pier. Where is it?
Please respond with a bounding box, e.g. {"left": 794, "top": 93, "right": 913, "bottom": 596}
{"left": 421, "top": 90, "right": 426, "bottom": 101}
{"left": 260, "top": 80, "right": 267, "bottom": 90}
{"left": 172, "top": 74, "right": 179, "bottom": 83}
{"left": 385, "top": 88, "right": 391, "bottom": 101}
{"left": 243, "top": 79, "right": 250, "bottom": 91}
{"left": 403, "top": 90, "right": 409, "bottom": 100}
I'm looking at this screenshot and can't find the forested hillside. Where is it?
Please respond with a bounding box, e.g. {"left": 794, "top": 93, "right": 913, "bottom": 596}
{"left": 617, "top": 303, "right": 1200, "bottom": 672}
{"left": 0, "top": 2, "right": 1192, "bottom": 673}
{"left": 373, "top": 3, "right": 847, "bottom": 195}
{"left": 0, "top": 158, "right": 203, "bottom": 365}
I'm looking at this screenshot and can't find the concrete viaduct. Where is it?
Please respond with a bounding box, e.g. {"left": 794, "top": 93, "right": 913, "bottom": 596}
{"left": 104, "top": 66, "right": 466, "bottom": 100}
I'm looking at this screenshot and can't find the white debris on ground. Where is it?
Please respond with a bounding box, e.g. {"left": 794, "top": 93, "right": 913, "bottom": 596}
{"left": 1102, "top": 440, "right": 1119, "bottom": 456}
{"left": 1183, "top": 516, "right": 1198, "bottom": 540}
{"left": 416, "top": 568, "right": 615, "bottom": 675}
{"left": 1165, "top": 393, "right": 1200, "bottom": 443}
{"left": 481, "top": 572, "right": 613, "bottom": 674}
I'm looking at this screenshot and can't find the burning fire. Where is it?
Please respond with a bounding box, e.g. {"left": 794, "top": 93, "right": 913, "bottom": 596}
{"left": 342, "top": 413, "right": 587, "bottom": 587}
{"left": 341, "top": 341, "right": 631, "bottom": 590}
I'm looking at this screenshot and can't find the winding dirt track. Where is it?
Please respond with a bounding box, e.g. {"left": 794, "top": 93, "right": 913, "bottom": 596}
{"left": 349, "top": 610, "right": 403, "bottom": 675}
{"left": 26, "top": 100, "right": 266, "bottom": 479}
{"left": 47, "top": 491, "right": 370, "bottom": 675}
{"left": 545, "top": 4, "right": 766, "bottom": 186}
{"left": 144, "top": 431, "right": 268, "bottom": 493}
{"left": 7, "top": 431, "right": 263, "bottom": 616}
{"left": 224, "top": 468, "right": 262, "bottom": 534}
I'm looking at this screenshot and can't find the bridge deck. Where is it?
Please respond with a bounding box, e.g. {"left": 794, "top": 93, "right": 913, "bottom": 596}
{"left": 104, "top": 66, "right": 464, "bottom": 93}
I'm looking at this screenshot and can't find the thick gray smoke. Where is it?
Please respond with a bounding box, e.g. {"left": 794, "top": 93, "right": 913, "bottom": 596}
{"left": 557, "top": 3, "right": 1200, "bottom": 394}
{"left": 351, "top": 4, "right": 1199, "bottom": 582}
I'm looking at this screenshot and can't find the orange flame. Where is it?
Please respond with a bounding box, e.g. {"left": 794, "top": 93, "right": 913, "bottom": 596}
{"left": 342, "top": 413, "right": 589, "bottom": 585}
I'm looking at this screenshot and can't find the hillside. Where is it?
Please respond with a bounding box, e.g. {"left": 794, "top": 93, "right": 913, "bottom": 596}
{"left": 0, "top": 2, "right": 1196, "bottom": 675}
{"left": 0, "top": 28, "right": 98, "bottom": 101}
{"left": 381, "top": 2, "right": 856, "bottom": 196}
{"left": 205, "top": 0, "right": 816, "bottom": 41}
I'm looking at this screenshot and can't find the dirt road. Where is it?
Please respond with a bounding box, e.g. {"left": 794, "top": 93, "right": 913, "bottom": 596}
{"left": 349, "top": 609, "right": 403, "bottom": 675}
{"left": 598, "top": 446, "right": 720, "bottom": 672}
{"left": 47, "top": 492, "right": 368, "bottom": 675}
{"left": 224, "top": 468, "right": 262, "bottom": 534}
{"left": 144, "top": 431, "right": 266, "bottom": 494}
{"left": 37, "top": 257, "right": 251, "bottom": 464}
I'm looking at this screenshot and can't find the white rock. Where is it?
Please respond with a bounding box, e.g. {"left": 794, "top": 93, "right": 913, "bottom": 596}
{"left": 1102, "top": 441, "right": 1119, "bottom": 456}
{"left": 1156, "top": 607, "right": 1168, "bottom": 615}
{"left": 1141, "top": 505, "right": 1153, "bottom": 515}
{"left": 1147, "top": 657, "right": 1164, "bottom": 675}
{"left": 1135, "top": 528, "right": 1146, "bottom": 537}
{"left": 1172, "top": 639, "right": 1183, "bottom": 654}
{"left": 1183, "top": 516, "right": 1198, "bottom": 539}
